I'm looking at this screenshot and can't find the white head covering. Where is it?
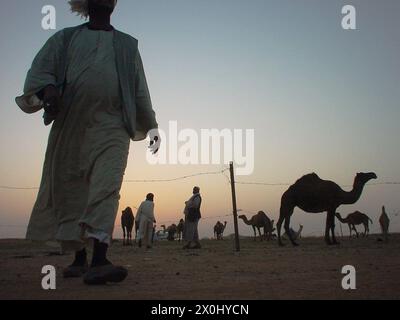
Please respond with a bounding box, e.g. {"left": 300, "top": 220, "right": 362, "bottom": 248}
{"left": 69, "top": 0, "right": 117, "bottom": 18}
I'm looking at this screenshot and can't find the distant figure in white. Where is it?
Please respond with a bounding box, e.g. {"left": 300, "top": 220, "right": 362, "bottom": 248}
{"left": 283, "top": 224, "right": 303, "bottom": 241}
{"left": 379, "top": 206, "right": 390, "bottom": 242}
{"left": 136, "top": 193, "right": 157, "bottom": 250}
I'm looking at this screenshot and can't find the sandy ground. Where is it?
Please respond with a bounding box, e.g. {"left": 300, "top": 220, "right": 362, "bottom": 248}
{"left": 0, "top": 234, "right": 399, "bottom": 300}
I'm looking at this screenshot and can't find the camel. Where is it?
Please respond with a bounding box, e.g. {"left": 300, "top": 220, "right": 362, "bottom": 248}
{"left": 379, "top": 206, "right": 390, "bottom": 242}
{"left": 335, "top": 211, "right": 373, "bottom": 238}
{"left": 238, "top": 211, "right": 275, "bottom": 241}
{"left": 214, "top": 221, "right": 227, "bottom": 240}
{"left": 283, "top": 224, "right": 303, "bottom": 241}
{"left": 176, "top": 219, "right": 185, "bottom": 242}
{"left": 277, "top": 172, "right": 377, "bottom": 246}
{"left": 121, "top": 207, "right": 135, "bottom": 246}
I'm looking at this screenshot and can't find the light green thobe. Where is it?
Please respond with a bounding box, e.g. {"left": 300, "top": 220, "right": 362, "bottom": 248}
{"left": 16, "top": 24, "right": 158, "bottom": 245}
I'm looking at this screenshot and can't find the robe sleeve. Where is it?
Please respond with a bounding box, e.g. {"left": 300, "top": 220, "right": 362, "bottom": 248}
{"left": 135, "top": 203, "right": 143, "bottom": 223}
{"left": 134, "top": 50, "right": 158, "bottom": 132}
{"left": 15, "top": 30, "right": 65, "bottom": 114}
{"left": 192, "top": 196, "right": 201, "bottom": 209}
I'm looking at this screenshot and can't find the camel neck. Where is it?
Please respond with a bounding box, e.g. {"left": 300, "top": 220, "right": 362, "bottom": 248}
{"left": 341, "top": 180, "right": 364, "bottom": 205}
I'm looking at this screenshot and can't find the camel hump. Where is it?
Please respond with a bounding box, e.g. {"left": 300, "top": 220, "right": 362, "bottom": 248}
{"left": 294, "top": 173, "right": 322, "bottom": 186}
{"left": 257, "top": 210, "right": 267, "bottom": 217}
{"left": 354, "top": 211, "right": 368, "bottom": 218}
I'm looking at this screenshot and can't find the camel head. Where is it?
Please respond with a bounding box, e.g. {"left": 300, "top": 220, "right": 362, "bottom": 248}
{"left": 335, "top": 212, "right": 345, "bottom": 222}
{"left": 355, "top": 172, "right": 377, "bottom": 185}
{"left": 238, "top": 215, "right": 246, "bottom": 220}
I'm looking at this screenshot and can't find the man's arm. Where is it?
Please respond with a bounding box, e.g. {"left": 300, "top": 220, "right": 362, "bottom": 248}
{"left": 134, "top": 50, "right": 158, "bottom": 130}
{"left": 135, "top": 204, "right": 143, "bottom": 223}
{"left": 16, "top": 30, "right": 65, "bottom": 115}
{"left": 134, "top": 50, "right": 161, "bottom": 153}
{"left": 192, "top": 196, "right": 201, "bottom": 209}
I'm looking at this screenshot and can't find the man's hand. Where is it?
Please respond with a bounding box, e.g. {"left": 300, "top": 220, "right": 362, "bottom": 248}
{"left": 148, "top": 128, "right": 161, "bottom": 154}
{"left": 43, "top": 85, "right": 61, "bottom": 115}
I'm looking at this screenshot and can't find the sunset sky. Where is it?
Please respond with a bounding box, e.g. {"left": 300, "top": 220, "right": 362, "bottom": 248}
{"left": 0, "top": 0, "right": 399, "bottom": 240}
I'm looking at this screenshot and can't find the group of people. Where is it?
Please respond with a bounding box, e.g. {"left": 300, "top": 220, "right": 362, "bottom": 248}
{"left": 132, "top": 186, "right": 203, "bottom": 250}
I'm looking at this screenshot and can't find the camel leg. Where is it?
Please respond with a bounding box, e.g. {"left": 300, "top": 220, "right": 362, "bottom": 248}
{"left": 277, "top": 215, "right": 285, "bottom": 246}
{"left": 277, "top": 197, "right": 295, "bottom": 246}
{"left": 257, "top": 227, "right": 263, "bottom": 241}
{"left": 364, "top": 223, "right": 369, "bottom": 237}
{"left": 353, "top": 225, "right": 359, "bottom": 238}
{"left": 348, "top": 224, "right": 352, "bottom": 238}
{"left": 324, "top": 212, "right": 333, "bottom": 245}
{"left": 284, "top": 216, "right": 298, "bottom": 246}
{"left": 128, "top": 229, "right": 133, "bottom": 245}
{"left": 330, "top": 211, "right": 339, "bottom": 245}
{"left": 252, "top": 226, "right": 256, "bottom": 241}
{"left": 122, "top": 227, "right": 126, "bottom": 246}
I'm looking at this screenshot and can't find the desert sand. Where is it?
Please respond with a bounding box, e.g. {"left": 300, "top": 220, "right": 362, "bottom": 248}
{"left": 0, "top": 234, "right": 399, "bottom": 300}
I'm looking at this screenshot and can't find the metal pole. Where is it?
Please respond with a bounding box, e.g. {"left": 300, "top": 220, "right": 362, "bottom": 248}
{"left": 230, "top": 162, "right": 240, "bottom": 252}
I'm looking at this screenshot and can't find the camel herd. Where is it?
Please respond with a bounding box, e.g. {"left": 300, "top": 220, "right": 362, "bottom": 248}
{"left": 238, "top": 172, "right": 391, "bottom": 246}
{"left": 121, "top": 172, "right": 391, "bottom": 247}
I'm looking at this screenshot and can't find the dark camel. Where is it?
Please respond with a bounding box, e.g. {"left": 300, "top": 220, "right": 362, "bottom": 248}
{"left": 121, "top": 207, "right": 134, "bottom": 246}
{"left": 277, "top": 172, "right": 377, "bottom": 246}
{"left": 335, "top": 211, "right": 373, "bottom": 238}
{"left": 214, "top": 221, "right": 227, "bottom": 240}
{"left": 176, "top": 219, "right": 185, "bottom": 242}
{"left": 239, "top": 211, "right": 275, "bottom": 241}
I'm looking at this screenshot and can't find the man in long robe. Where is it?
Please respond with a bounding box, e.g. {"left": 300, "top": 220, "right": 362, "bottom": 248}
{"left": 183, "top": 187, "right": 202, "bottom": 249}
{"left": 15, "top": 0, "right": 160, "bottom": 285}
{"left": 135, "top": 193, "right": 156, "bottom": 250}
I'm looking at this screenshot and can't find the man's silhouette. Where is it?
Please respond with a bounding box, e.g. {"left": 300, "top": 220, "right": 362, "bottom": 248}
{"left": 16, "top": 0, "right": 160, "bottom": 285}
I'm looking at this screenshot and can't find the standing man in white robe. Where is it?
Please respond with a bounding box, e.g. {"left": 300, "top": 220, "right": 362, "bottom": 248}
{"left": 15, "top": 0, "right": 160, "bottom": 285}
{"left": 135, "top": 193, "right": 156, "bottom": 250}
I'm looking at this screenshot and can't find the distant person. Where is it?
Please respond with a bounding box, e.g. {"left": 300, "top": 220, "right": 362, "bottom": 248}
{"left": 183, "top": 186, "right": 202, "bottom": 249}
{"left": 136, "top": 193, "right": 156, "bottom": 250}
{"left": 15, "top": 0, "right": 160, "bottom": 285}
{"left": 379, "top": 205, "right": 390, "bottom": 242}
